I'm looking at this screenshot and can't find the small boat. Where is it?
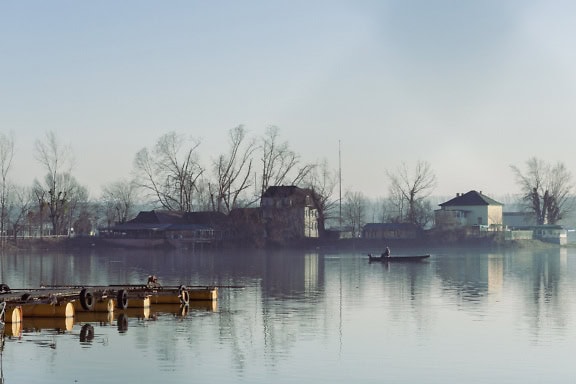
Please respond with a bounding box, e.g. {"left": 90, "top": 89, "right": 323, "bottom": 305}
{"left": 368, "top": 253, "right": 430, "bottom": 262}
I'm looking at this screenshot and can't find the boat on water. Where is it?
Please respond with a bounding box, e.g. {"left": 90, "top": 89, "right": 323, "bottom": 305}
{"left": 368, "top": 253, "right": 430, "bottom": 262}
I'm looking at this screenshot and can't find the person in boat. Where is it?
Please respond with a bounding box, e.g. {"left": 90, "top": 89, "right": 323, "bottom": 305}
{"left": 383, "top": 246, "right": 391, "bottom": 258}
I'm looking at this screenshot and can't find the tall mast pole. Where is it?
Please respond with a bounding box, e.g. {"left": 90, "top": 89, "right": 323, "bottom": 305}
{"left": 339, "top": 140, "right": 342, "bottom": 227}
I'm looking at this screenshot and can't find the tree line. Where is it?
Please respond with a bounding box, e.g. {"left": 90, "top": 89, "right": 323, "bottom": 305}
{"left": 0, "top": 127, "right": 572, "bottom": 241}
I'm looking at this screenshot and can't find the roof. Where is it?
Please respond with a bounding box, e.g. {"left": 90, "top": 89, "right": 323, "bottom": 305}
{"left": 114, "top": 210, "right": 229, "bottom": 230}
{"left": 261, "top": 185, "right": 316, "bottom": 208}
{"left": 108, "top": 223, "right": 173, "bottom": 231}
{"left": 128, "top": 210, "right": 186, "bottom": 224}
{"left": 439, "top": 190, "right": 502, "bottom": 207}
{"left": 182, "top": 211, "right": 228, "bottom": 225}
{"left": 262, "top": 185, "right": 312, "bottom": 198}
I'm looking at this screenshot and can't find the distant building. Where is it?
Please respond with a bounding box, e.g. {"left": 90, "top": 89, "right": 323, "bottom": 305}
{"left": 261, "top": 186, "right": 319, "bottom": 243}
{"left": 102, "top": 210, "right": 227, "bottom": 248}
{"left": 436, "top": 190, "right": 503, "bottom": 230}
{"left": 503, "top": 212, "right": 567, "bottom": 245}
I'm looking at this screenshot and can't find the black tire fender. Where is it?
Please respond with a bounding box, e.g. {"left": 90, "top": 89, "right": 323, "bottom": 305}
{"left": 79, "top": 288, "right": 95, "bottom": 311}
{"left": 116, "top": 289, "right": 128, "bottom": 310}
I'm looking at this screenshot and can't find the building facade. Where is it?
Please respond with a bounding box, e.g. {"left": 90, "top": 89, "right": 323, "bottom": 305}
{"left": 436, "top": 190, "right": 503, "bottom": 229}
{"left": 261, "top": 186, "right": 319, "bottom": 242}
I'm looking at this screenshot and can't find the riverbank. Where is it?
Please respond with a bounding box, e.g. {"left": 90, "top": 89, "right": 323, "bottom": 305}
{"left": 0, "top": 236, "right": 566, "bottom": 252}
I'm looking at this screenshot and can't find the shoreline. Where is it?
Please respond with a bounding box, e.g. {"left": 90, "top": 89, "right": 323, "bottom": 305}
{"left": 0, "top": 236, "right": 565, "bottom": 252}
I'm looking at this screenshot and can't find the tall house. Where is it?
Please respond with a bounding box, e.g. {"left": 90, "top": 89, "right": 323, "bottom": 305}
{"left": 261, "top": 186, "right": 319, "bottom": 240}
{"left": 436, "top": 190, "right": 503, "bottom": 229}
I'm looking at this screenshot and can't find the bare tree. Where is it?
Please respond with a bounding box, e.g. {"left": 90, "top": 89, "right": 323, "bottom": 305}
{"left": 210, "top": 126, "right": 257, "bottom": 213}
{"left": 194, "top": 177, "right": 214, "bottom": 212}
{"left": 34, "top": 131, "right": 80, "bottom": 235}
{"left": 376, "top": 197, "right": 393, "bottom": 223}
{"left": 8, "top": 185, "right": 33, "bottom": 240}
{"left": 133, "top": 132, "right": 204, "bottom": 211}
{"left": 386, "top": 160, "right": 437, "bottom": 228}
{"left": 101, "top": 179, "right": 139, "bottom": 225}
{"left": 302, "top": 159, "right": 338, "bottom": 235}
{"left": 260, "top": 126, "right": 315, "bottom": 194}
{"left": 510, "top": 157, "right": 573, "bottom": 224}
{"left": 0, "top": 132, "right": 14, "bottom": 241}
{"left": 32, "top": 172, "right": 86, "bottom": 236}
{"left": 342, "top": 190, "right": 367, "bottom": 237}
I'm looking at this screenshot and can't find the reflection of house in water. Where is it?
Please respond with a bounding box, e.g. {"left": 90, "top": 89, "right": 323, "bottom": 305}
{"left": 487, "top": 254, "right": 503, "bottom": 295}
{"left": 261, "top": 251, "right": 324, "bottom": 299}
{"left": 435, "top": 252, "right": 491, "bottom": 302}
{"left": 303, "top": 253, "right": 320, "bottom": 293}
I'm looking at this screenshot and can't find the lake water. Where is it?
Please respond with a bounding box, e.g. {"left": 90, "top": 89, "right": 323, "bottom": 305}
{"left": 0, "top": 245, "right": 575, "bottom": 383}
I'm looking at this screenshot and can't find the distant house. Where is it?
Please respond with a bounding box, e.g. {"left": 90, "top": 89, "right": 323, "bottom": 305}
{"left": 103, "top": 210, "right": 227, "bottom": 248}
{"left": 503, "top": 212, "right": 567, "bottom": 245}
{"left": 362, "top": 223, "right": 419, "bottom": 240}
{"left": 261, "top": 186, "right": 319, "bottom": 243}
{"left": 532, "top": 225, "right": 568, "bottom": 245}
{"left": 436, "top": 190, "right": 503, "bottom": 230}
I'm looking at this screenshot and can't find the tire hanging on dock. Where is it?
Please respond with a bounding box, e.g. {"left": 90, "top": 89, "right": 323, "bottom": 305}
{"left": 116, "top": 289, "right": 128, "bottom": 310}
{"left": 0, "top": 301, "right": 6, "bottom": 323}
{"left": 79, "top": 288, "right": 95, "bottom": 311}
{"left": 178, "top": 285, "right": 189, "bottom": 305}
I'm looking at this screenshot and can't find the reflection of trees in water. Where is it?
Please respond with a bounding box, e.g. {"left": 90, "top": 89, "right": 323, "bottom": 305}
{"left": 434, "top": 248, "right": 571, "bottom": 339}
{"left": 508, "top": 249, "right": 567, "bottom": 340}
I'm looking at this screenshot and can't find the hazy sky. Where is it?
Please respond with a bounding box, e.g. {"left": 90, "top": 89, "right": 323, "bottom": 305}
{"left": 2, "top": 1, "right": 576, "bottom": 201}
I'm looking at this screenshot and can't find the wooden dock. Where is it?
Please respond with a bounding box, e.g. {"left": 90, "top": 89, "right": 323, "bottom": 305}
{"left": 0, "top": 281, "right": 218, "bottom": 331}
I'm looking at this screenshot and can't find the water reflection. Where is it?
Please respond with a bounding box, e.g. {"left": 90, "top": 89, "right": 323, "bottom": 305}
{"left": 0, "top": 247, "right": 574, "bottom": 383}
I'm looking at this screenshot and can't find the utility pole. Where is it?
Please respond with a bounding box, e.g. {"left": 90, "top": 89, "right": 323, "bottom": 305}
{"left": 339, "top": 140, "right": 342, "bottom": 228}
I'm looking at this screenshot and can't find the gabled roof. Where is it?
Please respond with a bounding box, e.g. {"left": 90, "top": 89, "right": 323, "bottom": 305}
{"left": 439, "top": 190, "right": 502, "bottom": 207}
{"left": 123, "top": 210, "right": 228, "bottom": 227}
{"left": 262, "top": 185, "right": 311, "bottom": 198}
{"left": 261, "top": 185, "right": 316, "bottom": 208}
{"left": 128, "top": 210, "right": 186, "bottom": 224}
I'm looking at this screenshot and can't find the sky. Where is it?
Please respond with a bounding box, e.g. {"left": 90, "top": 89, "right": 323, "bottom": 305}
{"left": 2, "top": 1, "right": 576, "bottom": 202}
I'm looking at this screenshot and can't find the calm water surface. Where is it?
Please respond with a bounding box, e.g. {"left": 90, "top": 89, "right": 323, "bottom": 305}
{"left": 0, "top": 245, "right": 574, "bottom": 383}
